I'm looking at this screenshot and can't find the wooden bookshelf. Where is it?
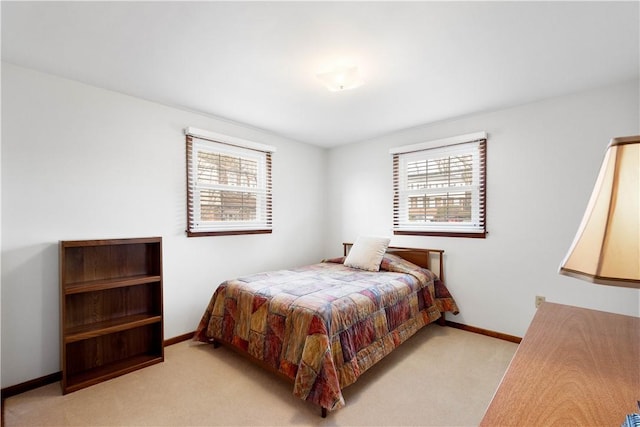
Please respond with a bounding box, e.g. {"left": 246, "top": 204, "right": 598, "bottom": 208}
{"left": 60, "top": 237, "right": 164, "bottom": 394}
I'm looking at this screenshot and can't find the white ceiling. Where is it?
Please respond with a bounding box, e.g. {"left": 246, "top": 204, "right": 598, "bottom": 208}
{"left": 2, "top": 1, "right": 639, "bottom": 148}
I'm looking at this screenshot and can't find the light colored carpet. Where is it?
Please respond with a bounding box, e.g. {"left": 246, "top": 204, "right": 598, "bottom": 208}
{"left": 3, "top": 326, "right": 517, "bottom": 426}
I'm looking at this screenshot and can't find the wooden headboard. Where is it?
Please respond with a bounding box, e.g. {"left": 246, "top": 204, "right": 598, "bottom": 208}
{"left": 342, "top": 243, "right": 445, "bottom": 282}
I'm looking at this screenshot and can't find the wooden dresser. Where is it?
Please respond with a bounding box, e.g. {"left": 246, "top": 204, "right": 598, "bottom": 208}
{"left": 480, "top": 302, "right": 639, "bottom": 426}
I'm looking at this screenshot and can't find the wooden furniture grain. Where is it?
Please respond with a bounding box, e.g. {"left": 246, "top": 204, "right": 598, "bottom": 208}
{"left": 480, "top": 302, "right": 639, "bottom": 426}
{"left": 60, "top": 237, "right": 164, "bottom": 394}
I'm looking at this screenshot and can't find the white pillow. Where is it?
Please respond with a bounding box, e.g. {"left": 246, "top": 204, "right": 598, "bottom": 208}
{"left": 344, "top": 236, "right": 391, "bottom": 272}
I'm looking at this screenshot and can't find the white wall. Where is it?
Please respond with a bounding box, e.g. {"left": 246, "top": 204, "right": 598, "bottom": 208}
{"left": 1, "top": 63, "right": 327, "bottom": 388}
{"left": 325, "top": 79, "right": 640, "bottom": 338}
{"left": 2, "top": 62, "right": 639, "bottom": 389}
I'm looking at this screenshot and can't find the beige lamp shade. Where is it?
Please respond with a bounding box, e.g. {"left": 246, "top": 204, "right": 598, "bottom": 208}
{"left": 559, "top": 135, "right": 640, "bottom": 288}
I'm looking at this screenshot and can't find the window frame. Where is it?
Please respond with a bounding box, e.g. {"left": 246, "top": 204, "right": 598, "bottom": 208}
{"left": 185, "top": 128, "right": 275, "bottom": 237}
{"left": 391, "top": 133, "right": 487, "bottom": 238}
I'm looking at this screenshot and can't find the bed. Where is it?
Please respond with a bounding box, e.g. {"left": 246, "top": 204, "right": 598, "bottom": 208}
{"left": 193, "top": 240, "right": 459, "bottom": 416}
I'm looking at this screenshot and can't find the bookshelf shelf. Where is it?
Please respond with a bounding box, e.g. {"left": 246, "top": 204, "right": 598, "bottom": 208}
{"left": 60, "top": 237, "right": 164, "bottom": 394}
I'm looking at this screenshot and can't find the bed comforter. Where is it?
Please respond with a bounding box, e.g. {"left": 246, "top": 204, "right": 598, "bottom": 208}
{"left": 193, "top": 253, "right": 459, "bottom": 411}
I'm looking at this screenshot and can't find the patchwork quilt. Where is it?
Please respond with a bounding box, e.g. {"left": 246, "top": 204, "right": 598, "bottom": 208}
{"left": 193, "top": 253, "right": 459, "bottom": 411}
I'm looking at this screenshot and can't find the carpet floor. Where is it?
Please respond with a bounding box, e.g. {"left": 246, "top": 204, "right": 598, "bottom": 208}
{"left": 3, "top": 325, "right": 517, "bottom": 426}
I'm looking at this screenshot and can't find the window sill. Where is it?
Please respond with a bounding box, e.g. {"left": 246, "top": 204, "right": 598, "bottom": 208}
{"left": 187, "top": 229, "right": 272, "bottom": 237}
{"left": 393, "top": 230, "right": 486, "bottom": 238}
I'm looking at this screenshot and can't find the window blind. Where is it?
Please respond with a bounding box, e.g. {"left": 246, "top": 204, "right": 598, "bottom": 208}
{"left": 186, "top": 133, "right": 273, "bottom": 236}
{"left": 392, "top": 136, "right": 486, "bottom": 237}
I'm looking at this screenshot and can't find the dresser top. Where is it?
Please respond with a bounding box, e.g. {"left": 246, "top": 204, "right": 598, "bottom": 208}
{"left": 480, "top": 302, "right": 640, "bottom": 426}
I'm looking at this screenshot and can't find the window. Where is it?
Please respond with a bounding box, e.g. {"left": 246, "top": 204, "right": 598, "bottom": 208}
{"left": 185, "top": 127, "right": 275, "bottom": 237}
{"left": 391, "top": 132, "right": 487, "bottom": 238}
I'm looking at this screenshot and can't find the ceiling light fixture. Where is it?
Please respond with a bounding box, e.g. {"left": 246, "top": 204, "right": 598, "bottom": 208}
{"left": 316, "top": 65, "right": 364, "bottom": 92}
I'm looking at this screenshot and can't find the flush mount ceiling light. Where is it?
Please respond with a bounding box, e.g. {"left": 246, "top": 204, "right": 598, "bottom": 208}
{"left": 316, "top": 65, "right": 364, "bottom": 92}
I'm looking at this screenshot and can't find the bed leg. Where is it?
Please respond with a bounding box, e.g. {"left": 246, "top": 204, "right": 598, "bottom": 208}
{"left": 321, "top": 407, "right": 327, "bottom": 418}
{"left": 212, "top": 339, "right": 221, "bottom": 349}
{"left": 437, "top": 315, "right": 446, "bottom": 326}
